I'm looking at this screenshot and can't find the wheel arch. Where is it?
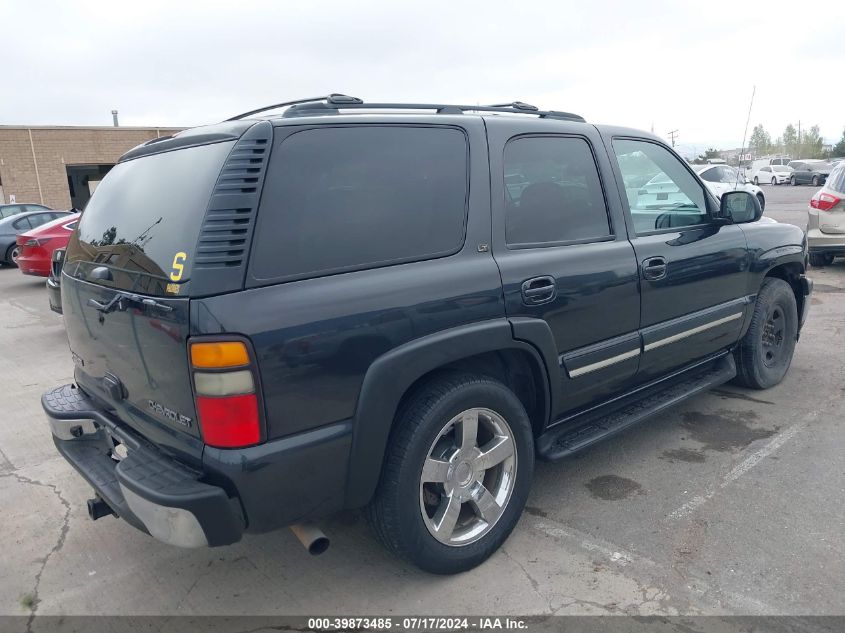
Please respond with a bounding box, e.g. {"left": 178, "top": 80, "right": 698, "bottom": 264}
{"left": 344, "top": 318, "right": 554, "bottom": 508}
{"left": 763, "top": 261, "right": 805, "bottom": 330}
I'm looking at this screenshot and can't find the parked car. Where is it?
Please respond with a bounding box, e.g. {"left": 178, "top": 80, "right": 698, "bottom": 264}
{"left": 0, "top": 203, "right": 52, "bottom": 219}
{"left": 43, "top": 96, "right": 812, "bottom": 574}
{"left": 0, "top": 210, "right": 72, "bottom": 266}
{"left": 692, "top": 164, "right": 766, "bottom": 209}
{"left": 15, "top": 212, "right": 80, "bottom": 276}
{"left": 806, "top": 161, "right": 845, "bottom": 266}
{"left": 749, "top": 156, "right": 792, "bottom": 175}
{"left": 787, "top": 160, "right": 832, "bottom": 186}
{"left": 46, "top": 248, "right": 66, "bottom": 313}
{"left": 752, "top": 164, "right": 793, "bottom": 186}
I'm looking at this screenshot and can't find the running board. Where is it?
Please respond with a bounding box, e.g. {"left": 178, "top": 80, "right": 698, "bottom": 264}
{"left": 537, "top": 355, "right": 736, "bottom": 460}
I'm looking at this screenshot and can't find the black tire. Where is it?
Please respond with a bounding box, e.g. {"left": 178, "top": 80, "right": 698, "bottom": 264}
{"left": 366, "top": 373, "right": 534, "bottom": 574}
{"left": 809, "top": 252, "right": 827, "bottom": 267}
{"left": 823, "top": 253, "right": 835, "bottom": 265}
{"left": 771, "top": 177, "right": 777, "bottom": 186}
{"left": 753, "top": 177, "right": 759, "bottom": 185}
{"left": 812, "top": 176, "right": 819, "bottom": 186}
{"left": 733, "top": 278, "right": 798, "bottom": 390}
{"left": 790, "top": 176, "right": 797, "bottom": 186}
{"left": 4, "top": 244, "right": 19, "bottom": 267}
{"left": 756, "top": 193, "right": 765, "bottom": 211}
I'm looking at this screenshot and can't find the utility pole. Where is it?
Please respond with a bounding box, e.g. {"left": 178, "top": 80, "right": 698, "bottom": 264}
{"left": 797, "top": 120, "right": 801, "bottom": 159}
{"left": 667, "top": 129, "right": 678, "bottom": 147}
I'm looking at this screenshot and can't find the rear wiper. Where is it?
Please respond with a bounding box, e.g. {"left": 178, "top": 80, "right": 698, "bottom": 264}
{"left": 87, "top": 291, "right": 173, "bottom": 315}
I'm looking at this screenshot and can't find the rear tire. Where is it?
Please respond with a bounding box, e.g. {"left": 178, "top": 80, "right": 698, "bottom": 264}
{"left": 4, "top": 244, "right": 19, "bottom": 267}
{"left": 753, "top": 177, "right": 759, "bottom": 185}
{"left": 771, "top": 177, "right": 777, "bottom": 186}
{"left": 809, "top": 252, "right": 827, "bottom": 267}
{"left": 366, "top": 373, "right": 534, "bottom": 574}
{"left": 733, "top": 278, "right": 797, "bottom": 390}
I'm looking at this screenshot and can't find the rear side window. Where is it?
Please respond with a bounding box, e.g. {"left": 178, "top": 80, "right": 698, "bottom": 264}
{"left": 250, "top": 126, "right": 468, "bottom": 281}
{"left": 65, "top": 141, "right": 234, "bottom": 296}
{"left": 828, "top": 164, "right": 845, "bottom": 194}
{"left": 503, "top": 136, "right": 611, "bottom": 246}
{"left": 12, "top": 216, "right": 32, "bottom": 230}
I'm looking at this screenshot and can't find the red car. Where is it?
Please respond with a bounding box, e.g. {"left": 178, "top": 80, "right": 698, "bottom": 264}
{"left": 16, "top": 213, "right": 80, "bottom": 276}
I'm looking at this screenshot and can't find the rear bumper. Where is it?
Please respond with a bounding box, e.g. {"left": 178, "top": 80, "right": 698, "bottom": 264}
{"left": 43, "top": 383, "right": 353, "bottom": 547}
{"left": 46, "top": 275, "right": 62, "bottom": 313}
{"left": 43, "top": 384, "right": 244, "bottom": 547}
{"left": 807, "top": 228, "right": 845, "bottom": 253}
{"left": 17, "top": 256, "right": 50, "bottom": 276}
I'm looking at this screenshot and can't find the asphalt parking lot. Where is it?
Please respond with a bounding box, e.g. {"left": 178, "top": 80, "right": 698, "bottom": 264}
{"left": 1, "top": 184, "right": 843, "bottom": 618}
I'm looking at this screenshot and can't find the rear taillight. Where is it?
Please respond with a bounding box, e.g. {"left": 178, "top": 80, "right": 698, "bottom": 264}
{"left": 810, "top": 193, "right": 841, "bottom": 211}
{"left": 190, "top": 340, "right": 261, "bottom": 448}
{"left": 24, "top": 237, "right": 51, "bottom": 247}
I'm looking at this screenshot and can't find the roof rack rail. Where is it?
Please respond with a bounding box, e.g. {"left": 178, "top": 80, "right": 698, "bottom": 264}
{"left": 225, "top": 94, "right": 364, "bottom": 121}
{"left": 225, "top": 94, "right": 585, "bottom": 122}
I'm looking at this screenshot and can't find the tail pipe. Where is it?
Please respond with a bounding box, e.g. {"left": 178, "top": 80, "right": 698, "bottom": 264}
{"left": 290, "top": 523, "right": 330, "bottom": 555}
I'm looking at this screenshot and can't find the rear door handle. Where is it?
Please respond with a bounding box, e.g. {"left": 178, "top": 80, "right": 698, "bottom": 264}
{"left": 642, "top": 257, "right": 668, "bottom": 281}
{"left": 521, "top": 276, "right": 556, "bottom": 305}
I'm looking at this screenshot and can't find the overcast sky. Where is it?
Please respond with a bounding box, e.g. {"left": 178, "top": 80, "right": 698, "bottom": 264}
{"left": 2, "top": 0, "right": 843, "bottom": 157}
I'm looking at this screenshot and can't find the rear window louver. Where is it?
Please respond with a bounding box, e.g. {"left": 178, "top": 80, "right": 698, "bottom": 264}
{"left": 190, "top": 120, "right": 273, "bottom": 296}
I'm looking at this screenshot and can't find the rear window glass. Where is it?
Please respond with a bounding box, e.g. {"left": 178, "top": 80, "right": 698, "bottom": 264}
{"left": 250, "top": 126, "right": 468, "bottom": 281}
{"left": 65, "top": 141, "right": 234, "bottom": 296}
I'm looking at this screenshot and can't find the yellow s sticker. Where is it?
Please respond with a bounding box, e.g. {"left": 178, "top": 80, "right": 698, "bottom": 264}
{"left": 170, "top": 252, "right": 187, "bottom": 281}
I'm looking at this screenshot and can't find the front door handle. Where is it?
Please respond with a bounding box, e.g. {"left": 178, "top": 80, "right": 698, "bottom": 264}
{"left": 521, "top": 276, "right": 556, "bottom": 305}
{"left": 642, "top": 256, "right": 668, "bottom": 281}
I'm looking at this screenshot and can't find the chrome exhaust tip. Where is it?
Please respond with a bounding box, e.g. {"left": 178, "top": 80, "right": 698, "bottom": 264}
{"left": 290, "top": 523, "right": 330, "bottom": 555}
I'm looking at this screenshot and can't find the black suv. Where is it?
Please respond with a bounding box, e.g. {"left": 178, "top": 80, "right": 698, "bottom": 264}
{"left": 43, "top": 95, "right": 812, "bottom": 574}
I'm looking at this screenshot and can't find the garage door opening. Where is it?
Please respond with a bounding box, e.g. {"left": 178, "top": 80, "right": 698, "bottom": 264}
{"left": 66, "top": 164, "right": 114, "bottom": 210}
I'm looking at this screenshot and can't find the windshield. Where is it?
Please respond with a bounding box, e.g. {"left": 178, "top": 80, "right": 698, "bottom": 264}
{"left": 65, "top": 141, "right": 234, "bottom": 296}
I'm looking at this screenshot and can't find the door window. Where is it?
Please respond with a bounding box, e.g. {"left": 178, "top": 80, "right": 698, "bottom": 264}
{"left": 613, "top": 139, "right": 709, "bottom": 233}
{"left": 26, "top": 213, "right": 54, "bottom": 228}
{"left": 1, "top": 205, "right": 24, "bottom": 219}
{"left": 503, "top": 136, "right": 611, "bottom": 246}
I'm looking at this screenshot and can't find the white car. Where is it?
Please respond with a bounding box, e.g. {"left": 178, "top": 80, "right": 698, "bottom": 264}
{"left": 752, "top": 164, "right": 793, "bottom": 186}
{"left": 692, "top": 164, "right": 766, "bottom": 210}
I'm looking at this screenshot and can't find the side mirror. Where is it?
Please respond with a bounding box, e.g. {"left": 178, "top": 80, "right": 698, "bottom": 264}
{"left": 718, "top": 190, "right": 762, "bottom": 224}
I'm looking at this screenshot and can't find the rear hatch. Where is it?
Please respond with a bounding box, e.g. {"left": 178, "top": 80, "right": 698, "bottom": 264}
{"left": 62, "top": 138, "right": 238, "bottom": 464}
{"left": 816, "top": 165, "right": 845, "bottom": 234}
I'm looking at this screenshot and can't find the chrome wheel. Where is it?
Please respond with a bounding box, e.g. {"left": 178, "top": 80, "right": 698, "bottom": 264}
{"left": 10, "top": 246, "right": 20, "bottom": 264}
{"left": 419, "top": 407, "right": 517, "bottom": 546}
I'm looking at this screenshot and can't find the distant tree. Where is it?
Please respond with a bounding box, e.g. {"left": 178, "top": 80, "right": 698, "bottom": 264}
{"left": 693, "top": 147, "right": 722, "bottom": 164}
{"left": 832, "top": 128, "right": 845, "bottom": 158}
{"left": 749, "top": 124, "right": 772, "bottom": 156}
{"left": 783, "top": 124, "right": 798, "bottom": 157}
{"left": 800, "top": 125, "right": 824, "bottom": 159}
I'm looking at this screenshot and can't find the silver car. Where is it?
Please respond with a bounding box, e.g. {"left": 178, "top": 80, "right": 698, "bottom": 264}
{"left": 807, "top": 162, "right": 845, "bottom": 266}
